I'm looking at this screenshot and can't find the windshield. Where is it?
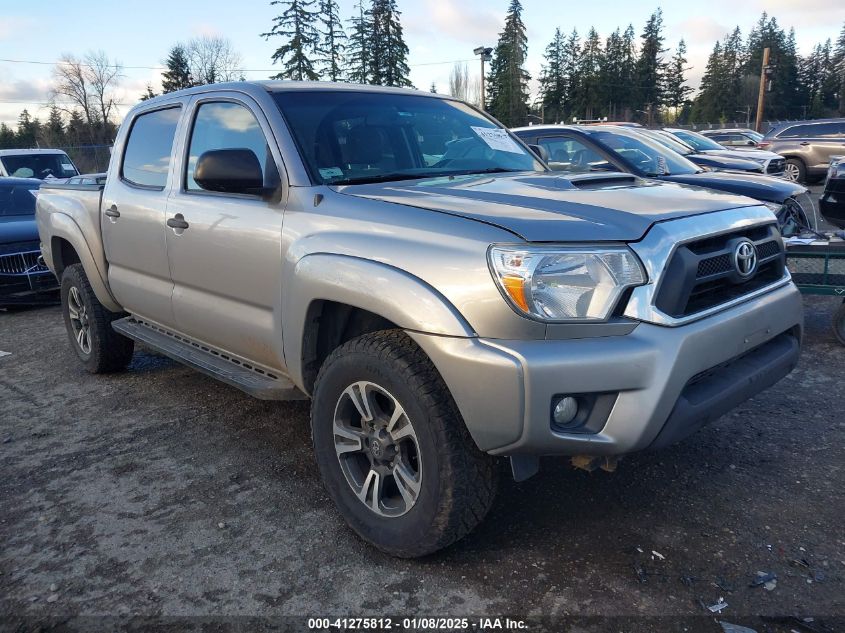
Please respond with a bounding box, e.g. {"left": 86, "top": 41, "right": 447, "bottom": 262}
{"left": 273, "top": 91, "right": 543, "bottom": 185}
{"left": 746, "top": 131, "right": 764, "bottom": 142}
{"left": 670, "top": 129, "right": 725, "bottom": 152}
{"left": 639, "top": 129, "right": 696, "bottom": 155}
{"left": 588, "top": 129, "right": 701, "bottom": 176}
{"left": 0, "top": 182, "right": 39, "bottom": 216}
{"left": 0, "top": 153, "right": 78, "bottom": 180}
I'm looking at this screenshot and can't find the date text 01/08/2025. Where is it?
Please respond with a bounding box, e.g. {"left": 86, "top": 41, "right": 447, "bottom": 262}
{"left": 307, "top": 617, "right": 529, "bottom": 630}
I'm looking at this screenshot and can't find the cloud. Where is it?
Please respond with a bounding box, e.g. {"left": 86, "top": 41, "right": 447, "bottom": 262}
{"left": 0, "top": 16, "right": 35, "bottom": 41}
{"left": 674, "top": 17, "right": 730, "bottom": 47}
{"left": 405, "top": 0, "right": 502, "bottom": 46}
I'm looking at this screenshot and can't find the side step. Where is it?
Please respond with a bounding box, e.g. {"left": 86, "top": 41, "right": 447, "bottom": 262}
{"left": 112, "top": 317, "right": 306, "bottom": 401}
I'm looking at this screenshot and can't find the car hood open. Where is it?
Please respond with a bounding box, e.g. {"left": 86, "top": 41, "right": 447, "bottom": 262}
{"left": 335, "top": 171, "right": 761, "bottom": 242}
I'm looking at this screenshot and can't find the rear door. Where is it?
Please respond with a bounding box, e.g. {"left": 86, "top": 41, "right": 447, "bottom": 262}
{"left": 102, "top": 104, "right": 183, "bottom": 328}
{"left": 776, "top": 122, "right": 845, "bottom": 170}
{"left": 164, "top": 95, "right": 287, "bottom": 370}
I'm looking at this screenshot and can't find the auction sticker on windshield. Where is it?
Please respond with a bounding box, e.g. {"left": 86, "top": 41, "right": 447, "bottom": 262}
{"left": 471, "top": 126, "right": 524, "bottom": 154}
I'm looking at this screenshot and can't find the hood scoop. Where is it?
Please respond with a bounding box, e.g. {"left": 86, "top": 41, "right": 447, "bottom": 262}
{"left": 567, "top": 172, "right": 639, "bottom": 188}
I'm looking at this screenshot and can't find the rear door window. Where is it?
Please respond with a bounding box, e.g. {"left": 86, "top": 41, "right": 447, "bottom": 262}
{"left": 121, "top": 107, "right": 181, "bottom": 188}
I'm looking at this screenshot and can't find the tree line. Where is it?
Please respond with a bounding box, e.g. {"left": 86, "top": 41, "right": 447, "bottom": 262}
{"left": 492, "top": 2, "right": 845, "bottom": 127}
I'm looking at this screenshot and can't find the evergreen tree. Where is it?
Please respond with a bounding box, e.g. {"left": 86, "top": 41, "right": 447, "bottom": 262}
{"left": 16, "top": 110, "right": 39, "bottom": 148}
{"left": 575, "top": 27, "right": 603, "bottom": 120}
{"left": 561, "top": 29, "right": 581, "bottom": 120}
{"left": 44, "top": 106, "right": 66, "bottom": 147}
{"left": 827, "top": 23, "right": 845, "bottom": 115}
{"left": 162, "top": 45, "right": 193, "bottom": 92}
{"left": 346, "top": 0, "right": 371, "bottom": 84}
{"left": 430, "top": 82, "right": 437, "bottom": 93}
{"left": 599, "top": 28, "right": 624, "bottom": 119}
{"left": 368, "top": 0, "right": 412, "bottom": 87}
{"left": 0, "top": 123, "right": 16, "bottom": 149}
{"left": 262, "top": 0, "right": 320, "bottom": 81}
{"left": 66, "top": 110, "right": 86, "bottom": 146}
{"left": 316, "top": 0, "right": 347, "bottom": 81}
{"left": 664, "top": 39, "right": 692, "bottom": 111}
{"left": 140, "top": 84, "right": 158, "bottom": 101}
{"left": 487, "top": 0, "right": 530, "bottom": 127}
{"left": 634, "top": 8, "right": 667, "bottom": 118}
{"left": 540, "top": 28, "right": 566, "bottom": 123}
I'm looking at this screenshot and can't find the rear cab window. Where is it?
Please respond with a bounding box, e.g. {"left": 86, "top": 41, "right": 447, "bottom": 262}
{"left": 121, "top": 107, "right": 182, "bottom": 188}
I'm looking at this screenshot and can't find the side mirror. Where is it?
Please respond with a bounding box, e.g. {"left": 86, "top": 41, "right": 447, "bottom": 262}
{"left": 528, "top": 144, "right": 550, "bottom": 162}
{"left": 194, "top": 149, "right": 271, "bottom": 196}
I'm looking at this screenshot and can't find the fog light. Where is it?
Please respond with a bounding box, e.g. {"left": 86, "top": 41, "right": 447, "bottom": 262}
{"left": 553, "top": 396, "right": 579, "bottom": 426}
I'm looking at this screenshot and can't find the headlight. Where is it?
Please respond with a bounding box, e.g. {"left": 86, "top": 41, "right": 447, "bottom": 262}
{"left": 489, "top": 245, "right": 646, "bottom": 321}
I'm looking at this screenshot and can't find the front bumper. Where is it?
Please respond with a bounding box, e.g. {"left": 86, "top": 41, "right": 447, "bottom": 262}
{"left": 410, "top": 282, "right": 803, "bottom": 456}
{"left": 1, "top": 270, "right": 59, "bottom": 305}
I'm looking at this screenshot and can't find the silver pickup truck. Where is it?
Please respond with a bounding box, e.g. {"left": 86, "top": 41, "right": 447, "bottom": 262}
{"left": 36, "top": 82, "right": 803, "bottom": 557}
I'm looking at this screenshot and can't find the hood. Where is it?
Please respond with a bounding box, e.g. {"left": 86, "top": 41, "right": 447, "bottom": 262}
{"left": 661, "top": 171, "right": 805, "bottom": 204}
{"left": 687, "top": 153, "right": 764, "bottom": 173}
{"left": 702, "top": 148, "right": 783, "bottom": 161}
{"left": 334, "top": 171, "right": 761, "bottom": 242}
{"left": 0, "top": 215, "right": 38, "bottom": 244}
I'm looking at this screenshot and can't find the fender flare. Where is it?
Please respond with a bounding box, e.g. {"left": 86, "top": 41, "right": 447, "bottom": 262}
{"left": 283, "top": 253, "right": 475, "bottom": 389}
{"left": 48, "top": 213, "right": 122, "bottom": 312}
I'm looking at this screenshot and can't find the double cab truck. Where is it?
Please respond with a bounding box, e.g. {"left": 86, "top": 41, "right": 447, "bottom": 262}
{"left": 36, "top": 82, "right": 803, "bottom": 557}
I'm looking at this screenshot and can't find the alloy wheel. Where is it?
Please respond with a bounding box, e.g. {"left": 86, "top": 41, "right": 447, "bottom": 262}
{"left": 333, "top": 380, "right": 422, "bottom": 517}
{"left": 783, "top": 162, "right": 801, "bottom": 182}
{"left": 67, "top": 286, "right": 92, "bottom": 355}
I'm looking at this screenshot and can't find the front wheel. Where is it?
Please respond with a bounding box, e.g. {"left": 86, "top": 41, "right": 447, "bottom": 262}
{"left": 311, "top": 330, "right": 497, "bottom": 557}
{"left": 61, "top": 263, "right": 134, "bottom": 373}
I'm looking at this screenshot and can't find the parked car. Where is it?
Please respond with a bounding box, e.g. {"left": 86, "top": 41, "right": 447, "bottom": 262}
{"left": 66, "top": 173, "right": 107, "bottom": 186}
{"left": 513, "top": 124, "right": 811, "bottom": 231}
{"left": 639, "top": 128, "right": 767, "bottom": 174}
{"left": 1, "top": 178, "right": 59, "bottom": 308}
{"left": 0, "top": 149, "right": 80, "bottom": 181}
{"left": 759, "top": 118, "right": 845, "bottom": 183}
{"left": 37, "top": 82, "right": 802, "bottom": 557}
{"left": 701, "top": 128, "right": 765, "bottom": 148}
{"left": 663, "top": 128, "right": 786, "bottom": 177}
{"left": 820, "top": 155, "right": 845, "bottom": 229}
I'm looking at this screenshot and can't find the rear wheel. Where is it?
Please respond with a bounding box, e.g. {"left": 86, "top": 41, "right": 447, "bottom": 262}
{"left": 61, "top": 263, "right": 134, "bottom": 373}
{"left": 783, "top": 158, "right": 805, "bottom": 183}
{"left": 311, "top": 330, "right": 497, "bottom": 557}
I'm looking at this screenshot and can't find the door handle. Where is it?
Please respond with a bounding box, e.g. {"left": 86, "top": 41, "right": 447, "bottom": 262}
{"left": 799, "top": 141, "right": 810, "bottom": 146}
{"left": 104, "top": 205, "right": 120, "bottom": 218}
{"left": 166, "top": 214, "right": 189, "bottom": 230}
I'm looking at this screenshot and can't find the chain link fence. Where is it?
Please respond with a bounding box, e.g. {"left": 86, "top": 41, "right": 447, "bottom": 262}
{"left": 56, "top": 144, "right": 113, "bottom": 174}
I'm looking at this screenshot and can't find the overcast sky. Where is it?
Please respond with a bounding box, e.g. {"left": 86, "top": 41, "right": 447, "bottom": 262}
{"left": 1, "top": 0, "right": 842, "bottom": 129}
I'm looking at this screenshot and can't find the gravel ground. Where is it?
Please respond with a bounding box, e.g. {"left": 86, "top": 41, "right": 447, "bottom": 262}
{"left": 0, "top": 296, "right": 843, "bottom": 633}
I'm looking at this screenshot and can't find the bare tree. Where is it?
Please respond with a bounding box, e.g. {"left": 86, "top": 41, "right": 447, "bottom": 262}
{"left": 51, "top": 54, "right": 95, "bottom": 126}
{"left": 449, "top": 62, "right": 469, "bottom": 102}
{"left": 186, "top": 36, "right": 243, "bottom": 84}
{"left": 86, "top": 51, "right": 122, "bottom": 126}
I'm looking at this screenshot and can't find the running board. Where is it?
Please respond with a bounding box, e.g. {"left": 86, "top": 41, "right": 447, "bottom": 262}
{"left": 112, "top": 317, "right": 306, "bottom": 401}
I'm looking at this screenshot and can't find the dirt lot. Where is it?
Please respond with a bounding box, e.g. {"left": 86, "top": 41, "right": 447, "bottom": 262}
{"left": 0, "top": 293, "right": 843, "bottom": 633}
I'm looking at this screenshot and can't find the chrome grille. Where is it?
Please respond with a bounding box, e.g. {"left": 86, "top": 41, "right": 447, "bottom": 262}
{"left": 0, "top": 250, "right": 49, "bottom": 275}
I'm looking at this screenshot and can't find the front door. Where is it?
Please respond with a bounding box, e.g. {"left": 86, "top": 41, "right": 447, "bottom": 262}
{"left": 102, "top": 105, "right": 183, "bottom": 328}
{"left": 164, "top": 97, "right": 286, "bottom": 370}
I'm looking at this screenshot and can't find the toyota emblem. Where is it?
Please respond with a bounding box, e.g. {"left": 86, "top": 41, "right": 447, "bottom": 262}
{"left": 733, "top": 240, "right": 757, "bottom": 278}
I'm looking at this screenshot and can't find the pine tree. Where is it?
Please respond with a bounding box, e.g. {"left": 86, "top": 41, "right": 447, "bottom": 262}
{"left": 561, "top": 29, "right": 581, "bottom": 120}
{"left": 540, "top": 28, "right": 566, "bottom": 123}
{"left": 430, "top": 82, "right": 437, "bottom": 93}
{"left": 44, "top": 106, "right": 66, "bottom": 147}
{"left": 832, "top": 23, "right": 845, "bottom": 115}
{"left": 346, "top": 0, "right": 371, "bottom": 84}
{"left": 262, "top": 0, "right": 320, "bottom": 81}
{"left": 368, "top": 0, "right": 412, "bottom": 87}
{"left": 140, "top": 84, "right": 158, "bottom": 101}
{"left": 487, "top": 0, "right": 530, "bottom": 127}
{"left": 635, "top": 8, "right": 667, "bottom": 119}
{"left": 16, "top": 110, "right": 38, "bottom": 148}
{"left": 316, "top": 0, "right": 347, "bottom": 81}
{"left": 162, "top": 45, "right": 193, "bottom": 93}
{"left": 66, "top": 110, "right": 86, "bottom": 146}
{"left": 575, "top": 28, "right": 603, "bottom": 120}
{"left": 0, "top": 123, "right": 17, "bottom": 149}
{"left": 664, "top": 40, "right": 692, "bottom": 111}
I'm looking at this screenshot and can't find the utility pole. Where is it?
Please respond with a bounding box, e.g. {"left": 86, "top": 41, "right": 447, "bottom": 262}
{"left": 473, "top": 46, "right": 493, "bottom": 111}
{"left": 755, "top": 47, "right": 771, "bottom": 133}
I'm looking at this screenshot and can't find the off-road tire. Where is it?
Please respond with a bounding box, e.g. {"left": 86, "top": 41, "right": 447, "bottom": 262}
{"left": 61, "top": 263, "right": 134, "bottom": 373}
{"left": 311, "top": 329, "right": 497, "bottom": 557}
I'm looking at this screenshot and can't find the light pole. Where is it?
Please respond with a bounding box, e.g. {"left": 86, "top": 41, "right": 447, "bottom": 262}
{"left": 473, "top": 46, "right": 493, "bottom": 111}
